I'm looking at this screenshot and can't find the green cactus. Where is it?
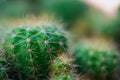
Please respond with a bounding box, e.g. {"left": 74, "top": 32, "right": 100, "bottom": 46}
{"left": 3, "top": 24, "right": 68, "bottom": 79}
{"left": 0, "top": 51, "right": 9, "bottom": 80}
{"left": 50, "top": 73, "right": 76, "bottom": 80}
{"left": 0, "top": 60, "right": 8, "bottom": 79}
{"left": 43, "top": 0, "right": 88, "bottom": 23}
{"left": 50, "top": 53, "right": 78, "bottom": 80}
{"left": 73, "top": 38, "right": 118, "bottom": 80}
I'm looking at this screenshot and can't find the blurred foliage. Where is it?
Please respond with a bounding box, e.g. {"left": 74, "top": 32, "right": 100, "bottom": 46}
{"left": 101, "top": 7, "right": 120, "bottom": 41}
{"left": 39, "top": 0, "right": 88, "bottom": 23}
{"left": 0, "top": 0, "right": 43, "bottom": 18}
{"left": 88, "top": 7, "right": 120, "bottom": 38}
{"left": 74, "top": 38, "right": 118, "bottom": 76}
{"left": 0, "top": 0, "right": 87, "bottom": 22}
{"left": 69, "top": 6, "right": 120, "bottom": 42}
{"left": 86, "top": 7, "right": 120, "bottom": 48}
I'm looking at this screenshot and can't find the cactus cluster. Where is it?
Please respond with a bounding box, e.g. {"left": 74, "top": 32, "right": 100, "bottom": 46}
{"left": 1, "top": 20, "right": 118, "bottom": 80}
{"left": 3, "top": 24, "right": 68, "bottom": 79}
{"left": 50, "top": 53, "right": 78, "bottom": 80}
{"left": 74, "top": 39, "right": 118, "bottom": 80}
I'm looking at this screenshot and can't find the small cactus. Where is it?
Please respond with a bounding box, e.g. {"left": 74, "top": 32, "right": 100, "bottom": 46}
{"left": 50, "top": 53, "right": 78, "bottom": 80}
{"left": 3, "top": 24, "right": 68, "bottom": 79}
{"left": 74, "top": 38, "right": 118, "bottom": 80}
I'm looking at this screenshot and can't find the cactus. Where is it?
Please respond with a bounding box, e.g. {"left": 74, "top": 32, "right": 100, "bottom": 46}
{"left": 0, "top": 59, "right": 8, "bottom": 79}
{"left": 50, "top": 73, "right": 77, "bottom": 80}
{"left": 0, "top": 50, "right": 9, "bottom": 80}
{"left": 73, "top": 38, "right": 118, "bottom": 80}
{"left": 3, "top": 24, "right": 68, "bottom": 79}
{"left": 50, "top": 53, "right": 78, "bottom": 80}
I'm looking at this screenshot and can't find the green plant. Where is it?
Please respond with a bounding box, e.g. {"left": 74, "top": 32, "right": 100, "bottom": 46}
{"left": 50, "top": 73, "right": 76, "bottom": 80}
{"left": 73, "top": 38, "right": 118, "bottom": 80}
{"left": 0, "top": 51, "right": 9, "bottom": 80}
{"left": 0, "top": 60, "right": 7, "bottom": 79}
{"left": 3, "top": 24, "right": 68, "bottom": 79}
{"left": 50, "top": 53, "right": 78, "bottom": 80}
{"left": 43, "top": 0, "right": 87, "bottom": 23}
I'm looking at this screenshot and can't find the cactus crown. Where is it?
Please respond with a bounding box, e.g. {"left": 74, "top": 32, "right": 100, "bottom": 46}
{"left": 51, "top": 53, "right": 73, "bottom": 74}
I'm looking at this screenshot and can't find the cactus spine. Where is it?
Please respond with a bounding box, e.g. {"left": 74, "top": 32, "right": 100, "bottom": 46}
{"left": 3, "top": 24, "right": 68, "bottom": 79}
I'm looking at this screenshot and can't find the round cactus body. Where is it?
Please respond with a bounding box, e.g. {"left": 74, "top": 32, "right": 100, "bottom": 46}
{"left": 3, "top": 25, "right": 68, "bottom": 79}
{"left": 74, "top": 39, "right": 118, "bottom": 80}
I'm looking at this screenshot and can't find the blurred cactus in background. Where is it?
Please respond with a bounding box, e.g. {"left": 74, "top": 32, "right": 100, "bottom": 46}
{"left": 73, "top": 38, "right": 118, "bottom": 80}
